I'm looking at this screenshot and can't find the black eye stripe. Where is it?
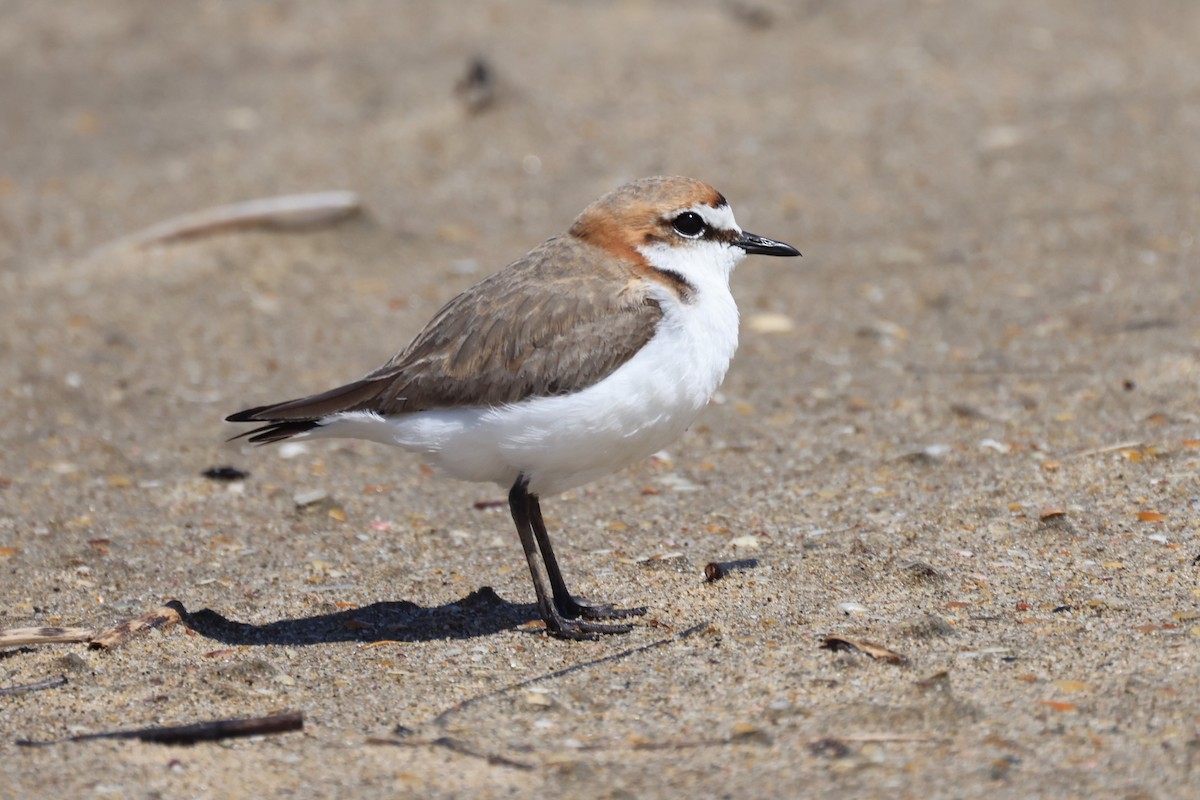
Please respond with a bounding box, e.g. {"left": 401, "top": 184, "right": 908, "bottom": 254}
{"left": 671, "top": 211, "right": 705, "bottom": 238}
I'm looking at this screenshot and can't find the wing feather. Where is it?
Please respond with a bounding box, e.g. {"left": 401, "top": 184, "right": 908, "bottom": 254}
{"left": 226, "top": 235, "right": 663, "bottom": 434}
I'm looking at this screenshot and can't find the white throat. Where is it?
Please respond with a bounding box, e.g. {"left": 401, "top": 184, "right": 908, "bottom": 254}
{"left": 636, "top": 237, "right": 745, "bottom": 291}
{"left": 638, "top": 202, "right": 746, "bottom": 289}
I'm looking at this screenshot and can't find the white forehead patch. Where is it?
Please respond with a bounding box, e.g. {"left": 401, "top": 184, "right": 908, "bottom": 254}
{"left": 688, "top": 202, "right": 740, "bottom": 234}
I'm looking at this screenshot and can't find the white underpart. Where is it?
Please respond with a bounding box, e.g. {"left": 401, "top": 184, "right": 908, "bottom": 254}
{"left": 312, "top": 214, "right": 747, "bottom": 497}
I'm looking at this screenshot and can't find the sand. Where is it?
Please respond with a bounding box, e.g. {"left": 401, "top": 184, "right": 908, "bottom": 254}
{"left": 2, "top": 2, "right": 1199, "bottom": 797}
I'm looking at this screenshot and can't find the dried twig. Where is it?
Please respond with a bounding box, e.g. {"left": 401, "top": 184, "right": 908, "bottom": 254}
{"left": 576, "top": 736, "right": 748, "bottom": 753}
{"left": 81, "top": 191, "right": 362, "bottom": 260}
{"left": 89, "top": 600, "right": 185, "bottom": 650}
{"left": 528, "top": 730, "right": 942, "bottom": 759}
{"left": 0, "top": 601, "right": 184, "bottom": 652}
{"left": 431, "top": 620, "right": 710, "bottom": 728}
{"left": 0, "top": 675, "right": 68, "bottom": 697}
{"left": 17, "top": 711, "right": 303, "bottom": 747}
{"left": 1069, "top": 441, "right": 1144, "bottom": 459}
{"left": 812, "top": 732, "right": 947, "bottom": 744}
{"left": 367, "top": 735, "right": 533, "bottom": 771}
{"left": 133, "top": 192, "right": 361, "bottom": 246}
{"left": 0, "top": 627, "right": 95, "bottom": 648}
{"left": 908, "top": 365, "right": 1091, "bottom": 376}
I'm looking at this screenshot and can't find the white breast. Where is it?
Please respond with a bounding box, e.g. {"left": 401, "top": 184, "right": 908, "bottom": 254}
{"left": 319, "top": 242, "right": 745, "bottom": 497}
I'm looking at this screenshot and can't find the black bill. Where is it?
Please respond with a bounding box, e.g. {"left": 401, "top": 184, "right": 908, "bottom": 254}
{"left": 734, "top": 231, "right": 801, "bottom": 257}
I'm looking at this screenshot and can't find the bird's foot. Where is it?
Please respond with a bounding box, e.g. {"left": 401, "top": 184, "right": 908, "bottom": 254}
{"left": 544, "top": 613, "right": 635, "bottom": 639}
{"left": 556, "top": 595, "right": 648, "bottom": 621}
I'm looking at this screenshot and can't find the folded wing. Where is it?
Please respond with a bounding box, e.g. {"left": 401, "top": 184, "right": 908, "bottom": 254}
{"left": 226, "top": 236, "right": 663, "bottom": 443}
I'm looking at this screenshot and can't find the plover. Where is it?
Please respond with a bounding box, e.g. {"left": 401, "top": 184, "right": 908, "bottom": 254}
{"left": 227, "top": 176, "right": 799, "bottom": 638}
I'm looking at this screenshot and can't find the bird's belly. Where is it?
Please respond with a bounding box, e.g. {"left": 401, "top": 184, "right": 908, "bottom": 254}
{"left": 332, "top": 307, "right": 738, "bottom": 496}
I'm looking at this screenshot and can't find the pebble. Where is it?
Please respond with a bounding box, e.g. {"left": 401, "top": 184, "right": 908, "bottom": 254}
{"left": 57, "top": 652, "right": 90, "bottom": 673}
{"left": 746, "top": 312, "right": 795, "bottom": 333}
{"left": 293, "top": 489, "right": 329, "bottom": 507}
{"left": 278, "top": 442, "right": 310, "bottom": 459}
{"left": 657, "top": 473, "right": 698, "bottom": 492}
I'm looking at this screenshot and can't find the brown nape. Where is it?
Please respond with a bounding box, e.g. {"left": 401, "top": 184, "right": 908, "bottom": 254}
{"left": 569, "top": 211, "right": 652, "bottom": 269}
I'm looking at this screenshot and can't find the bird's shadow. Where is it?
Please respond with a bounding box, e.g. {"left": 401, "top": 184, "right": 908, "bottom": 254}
{"left": 182, "top": 587, "right": 538, "bottom": 646}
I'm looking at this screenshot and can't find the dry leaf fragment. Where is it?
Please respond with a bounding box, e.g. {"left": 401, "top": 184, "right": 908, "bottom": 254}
{"left": 1038, "top": 700, "right": 1076, "bottom": 712}
{"left": 1137, "top": 511, "right": 1166, "bottom": 522}
{"left": 820, "top": 635, "right": 908, "bottom": 665}
{"left": 472, "top": 498, "right": 506, "bottom": 510}
{"left": 730, "top": 721, "right": 773, "bottom": 745}
{"left": 1053, "top": 680, "right": 1088, "bottom": 694}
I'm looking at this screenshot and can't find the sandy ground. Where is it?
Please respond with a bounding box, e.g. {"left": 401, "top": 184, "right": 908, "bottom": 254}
{"left": 2, "top": 1, "right": 1199, "bottom": 797}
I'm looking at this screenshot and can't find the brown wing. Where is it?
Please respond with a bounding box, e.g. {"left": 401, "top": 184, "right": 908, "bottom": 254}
{"left": 227, "top": 235, "right": 662, "bottom": 440}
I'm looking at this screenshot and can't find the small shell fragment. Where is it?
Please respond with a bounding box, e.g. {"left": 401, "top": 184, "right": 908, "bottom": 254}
{"left": 293, "top": 489, "right": 329, "bottom": 507}
{"left": 746, "top": 313, "right": 795, "bottom": 334}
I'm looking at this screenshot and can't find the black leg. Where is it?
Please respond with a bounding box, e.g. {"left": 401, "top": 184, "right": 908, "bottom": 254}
{"left": 508, "top": 479, "right": 634, "bottom": 638}
{"left": 527, "top": 494, "right": 647, "bottom": 621}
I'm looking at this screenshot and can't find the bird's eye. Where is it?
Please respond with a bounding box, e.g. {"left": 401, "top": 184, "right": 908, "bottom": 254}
{"left": 671, "top": 211, "right": 706, "bottom": 238}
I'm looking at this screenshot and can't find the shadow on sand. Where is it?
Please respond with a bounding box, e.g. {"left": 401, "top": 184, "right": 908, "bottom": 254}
{"left": 182, "top": 587, "right": 538, "bottom": 645}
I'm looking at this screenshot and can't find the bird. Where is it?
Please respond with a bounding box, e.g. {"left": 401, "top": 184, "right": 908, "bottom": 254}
{"left": 226, "top": 176, "right": 800, "bottom": 639}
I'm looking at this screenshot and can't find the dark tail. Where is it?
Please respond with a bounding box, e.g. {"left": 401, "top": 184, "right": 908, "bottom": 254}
{"left": 224, "top": 413, "right": 322, "bottom": 444}
{"left": 226, "top": 378, "right": 382, "bottom": 444}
